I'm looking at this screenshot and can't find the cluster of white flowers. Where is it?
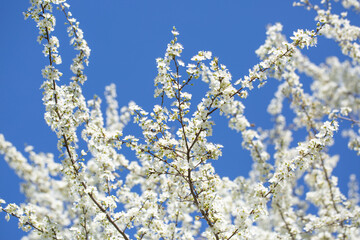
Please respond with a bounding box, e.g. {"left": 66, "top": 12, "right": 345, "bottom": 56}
{"left": 1, "top": 0, "right": 360, "bottom": 239}
{"left": 340, "top": 0, "right": 360, "bottom": 11}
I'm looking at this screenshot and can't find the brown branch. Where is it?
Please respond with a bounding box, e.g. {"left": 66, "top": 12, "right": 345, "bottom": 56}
{"left": 38, "top": 4, "right": 129, "bottom": 239}
{"left": 173, "top": 57, "right": 191, "bottom": 160}
{"left": 1, "top": 208, "right": 60, "bottom": 240}
{"left": 276, "top": 203, "right": 296, "bottom": 240}
{"left": 187, "top": 169, "right": 220, "bottom": 240}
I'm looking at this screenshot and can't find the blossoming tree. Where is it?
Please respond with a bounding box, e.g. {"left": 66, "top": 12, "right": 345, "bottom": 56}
{"left": 1, "top": 0, "right": 360, "bottom": 239}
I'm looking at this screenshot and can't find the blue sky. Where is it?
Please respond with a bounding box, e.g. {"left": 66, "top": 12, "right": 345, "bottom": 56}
{"left": 0, "top": 1, "right": 359, "bottom": 239}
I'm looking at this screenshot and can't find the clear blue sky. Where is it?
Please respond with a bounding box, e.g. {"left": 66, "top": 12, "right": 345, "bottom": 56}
{"left": 0, "top": 1, "right": 358, "bottom": 239}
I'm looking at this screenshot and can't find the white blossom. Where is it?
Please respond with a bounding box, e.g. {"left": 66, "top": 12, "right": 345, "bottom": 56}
{"left": 1, "top": 1, "right": 360, "bottom": 239}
